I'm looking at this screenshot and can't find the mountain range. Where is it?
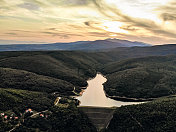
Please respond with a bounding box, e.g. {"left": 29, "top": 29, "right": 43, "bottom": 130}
{"left": 0, "top": 39, "right": 151, "bottom": 51}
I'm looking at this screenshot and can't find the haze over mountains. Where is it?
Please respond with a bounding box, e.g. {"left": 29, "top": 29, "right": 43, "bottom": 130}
{"left": 0, "top": 39, "right": 150, "bottom": 51}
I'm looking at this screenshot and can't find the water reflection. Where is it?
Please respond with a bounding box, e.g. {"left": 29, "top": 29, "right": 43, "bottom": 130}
{"left": 76, "top": 73, "right": 141, "bottom": 107}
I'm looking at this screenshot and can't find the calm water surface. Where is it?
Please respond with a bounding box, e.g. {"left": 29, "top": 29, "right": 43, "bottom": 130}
{"left": 76, "top": 73, "right": 142, "bottom": 107}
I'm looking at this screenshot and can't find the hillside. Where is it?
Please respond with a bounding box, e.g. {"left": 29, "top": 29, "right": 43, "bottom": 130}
{"left": 0, "top": 51, "right": 98, "bottom": 89}
{"left": 0, "top": 89, "right": 96, "bottom": 132}
{"left": 0, "top": 88, "right": 53, "bottom": 131}
{"left": 14, "top": 105, "right": 96, "bottom": 132}
{"left": 0, "top": 44, "right": 176, "bottom": 65}
{"left": 97, "top": 44, "right": 176, "bottom": 62}
{"left": 0, "top": 88, "right": 52, "bottom": 112}
{"left": 0, "top": 67, "right": 74, "bottom": 94}
{"left": 102, "top": 55, "right": 176, "bottom": 98}
{"left": 107, "top": 96, "right": 176, "bottom": 132}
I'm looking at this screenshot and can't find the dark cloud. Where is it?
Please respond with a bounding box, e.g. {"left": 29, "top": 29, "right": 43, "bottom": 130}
{"left": 120, "top": 26, "right": 138, "bottom": 31}
{"left": 10, "top": 30, "right": 33, "bottom": 33}
{"left": 158, "top": 1, "right": 176, "bottom": 22}
{"left": 84, "top": 22, "right": 90, "bottom": 26}
{"left": 42, "top": 31, "right": 83, "bottom": 39}
{"left": 66, "top": 0, "right": 89, "bottom": 5}
{"left": 61, "top": 0, "right": 90, "bottom": 6}
{"left": 88, "top": 32, "right": 108, "bottom": 37}
{"left": 84, "top": 21, "right": 106, "bottom": 32}
{"left": 160, "top": 13, "right": 176, "bottom": 21}
{"left": 5, "top": 33, "right": 17, "bottom": 35}
{"left": 27, "top": 0, "right": 47, "bottom": 7}
{"left": 42, "top": 31, "right": 70, "bottom": 39}
{"left": 17, "top": 2, "right": 40, "bottom": 11}
{"left": 84, "top": 21, "right": 100, "bottom": 27}
{"left": 67, "top": 24, "right": 85, "bottom": 29}
{"left": 42, "top": 31, "right": 59, "bottom": 36}
{"left": 47, "top": 28, "right": 57, "bottom": 31}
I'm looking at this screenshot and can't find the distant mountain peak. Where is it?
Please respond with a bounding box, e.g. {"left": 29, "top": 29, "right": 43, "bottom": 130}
{"left": 0, "top": 39, "right": 151, "bottom": 51}
{"left": 105, "top": 38, "right": 151, "bottom": 47}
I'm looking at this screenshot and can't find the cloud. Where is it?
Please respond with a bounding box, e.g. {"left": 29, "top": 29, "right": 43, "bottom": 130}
{"left": 5, "top": 33, "right": 17, "bottom": 35}
{"left": 84, "top": 21, "right": 91, "bottom": 26}
{"left": 17, "top": 2, "right": 40, "bottom": 11}
{"left": 120, "top": 26, "right": 138, "bottom": 32}
{"left": 61, "top": 0, "right": 90, "bottom": 6}
{"left": 160, "top": 13, "right": 176, "bottom": 21}
{"left": 84, "top": 21, "right": 107, "bottom": 32}
{"left": 88, "top": 32, "right": 109, "bottom": 37}
{"left": 157, "top": 1, "right": 176, "bottom": 22}
{"left": 90, "top": 0, "right": 176, "bottom": 39}
{"left": 84, "top": 21, "right": 99, "bottom": 27}
{"left": 0, "top": 15, "right": 40, "bottom": 22}
{"left": 0, "top": 39, "right": 46, "bottom": 44}
{"left": 1, "top": 0, "right": 176, "bottom": 44}
{"left": 47, "top": 28, "right": 57, "bottom": 31}
{"left": 42, "top": 31, "right": 83, "bottom": 39}
{"left": 42, "top": 31, "right": 70, "bottom": 39}
{"left": 10, "top": 30, "right": 33, "bottom": 33}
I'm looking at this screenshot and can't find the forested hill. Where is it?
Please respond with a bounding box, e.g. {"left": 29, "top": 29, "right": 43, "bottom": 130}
{"left": 0, "top": 44, "right": 176, "bottom": 64}
{"left": 1, "top": 44, "right": 176, "bottom": 95}
{"left": 107, "top": 96, "right": 176, "bottom": 132}
{"left": 0, "top": 51, "right": 99, "bottom": 131}
{"left": 1, "top": 44, "right": 176, "bottom": 96}
{"left": 0, "top": 51, "right": 99, "bottom": 95}
{"left": 95, "top": 44, "right": 176, "bottom": 63}
{"left": 102, "top": 55, "right": 176, "bottom": 99}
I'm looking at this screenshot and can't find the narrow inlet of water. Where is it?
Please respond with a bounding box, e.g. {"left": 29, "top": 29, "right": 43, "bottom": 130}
{"left": 76, "top": 73, "right": 142, "bottom": 107}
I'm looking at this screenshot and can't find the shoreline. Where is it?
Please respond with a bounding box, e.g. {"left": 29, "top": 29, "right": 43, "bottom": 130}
{"left": 76, "top": 72, "right": 152, "bottom": 102}
{"left": 105, "top": 92, "right": 176, "bottom": 102}
{"left": 106, "top": 94, "right": 154, "bottom": 102}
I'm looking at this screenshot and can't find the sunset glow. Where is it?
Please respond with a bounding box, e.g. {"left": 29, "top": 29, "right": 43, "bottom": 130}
{"left": 102, "top": 21, "right": 127, "bottom": 34}
{"left": 0, "top": 0, "right": 176, "bottom": 44}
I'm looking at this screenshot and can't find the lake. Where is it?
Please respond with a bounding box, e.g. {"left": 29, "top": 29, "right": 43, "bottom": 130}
{"left": 76, "top": 73, "right": 142, "bottom": 107}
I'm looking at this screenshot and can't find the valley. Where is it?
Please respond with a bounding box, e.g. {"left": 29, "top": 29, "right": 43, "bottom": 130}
{"left": 1, "top": 0, "right": 176, "bottom": 131}
{"left": 1, "top": 44, "right": 176, "bottom": 131}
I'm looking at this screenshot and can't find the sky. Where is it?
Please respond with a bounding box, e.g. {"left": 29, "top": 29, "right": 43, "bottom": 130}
{"left": 0, "top": 0, "right": 176, "bottom": 45}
